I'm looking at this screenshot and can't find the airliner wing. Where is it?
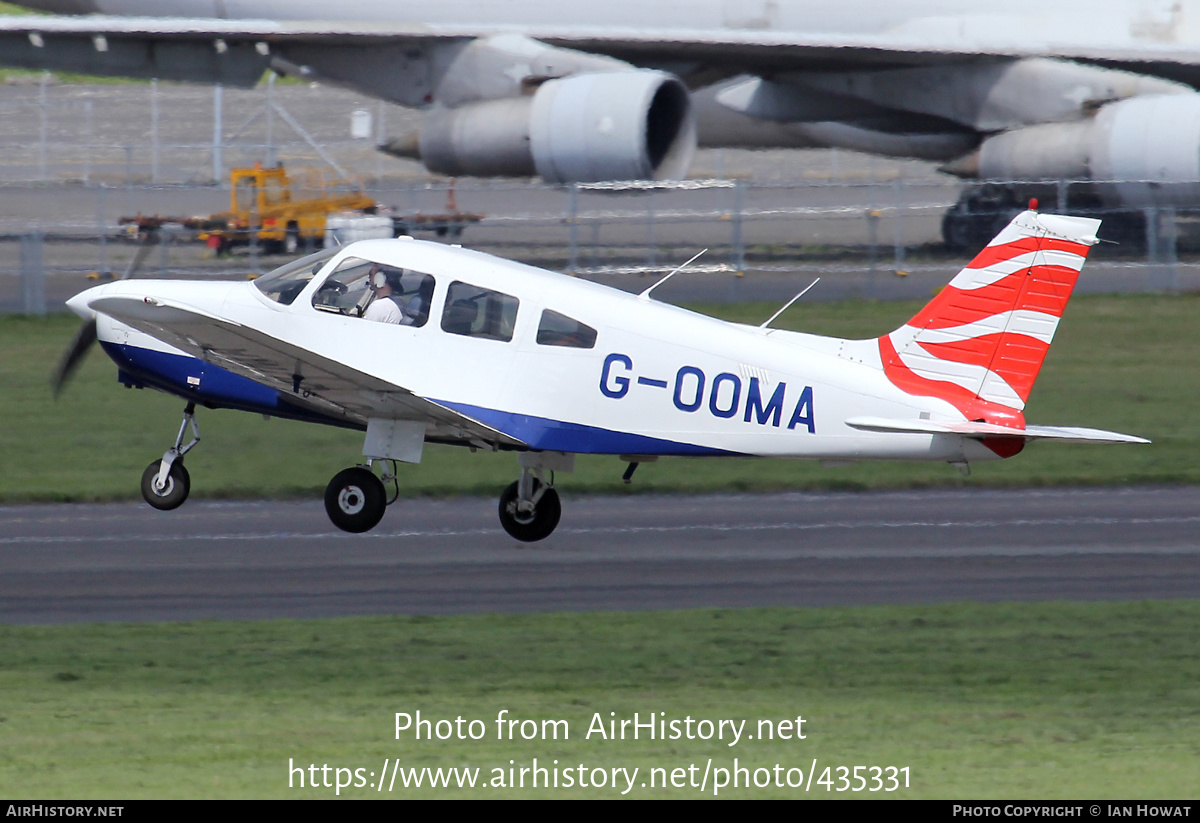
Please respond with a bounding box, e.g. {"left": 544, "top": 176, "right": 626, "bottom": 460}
{"left": 4, "top": 16, "right": 1200, "bottom": 88}
{"left": 88, "top": 295, "right": 527, "bottom": 447}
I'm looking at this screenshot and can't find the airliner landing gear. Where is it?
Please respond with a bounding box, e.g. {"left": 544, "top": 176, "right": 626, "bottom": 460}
{"left": 497, "top": 452, "right": 573, "bottom": 542}
{"left": 324, "top": 466, "right": 387, "bottom": 533}
{"left": 141, "top": 402, "right": 200, "bottom": 511}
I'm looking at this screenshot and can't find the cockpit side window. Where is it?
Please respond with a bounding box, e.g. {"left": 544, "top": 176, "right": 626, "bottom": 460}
{"left": 441, "top": 281, "right": 519, "bottom": 342}
{"left": 252, "top": 247, "right": 339, "bottom": 305}
{"left": 312, "top": 256, "right": 436, "bottom": 327}
{"left": 536, "top": 309, "right": 597, "bottom": 349}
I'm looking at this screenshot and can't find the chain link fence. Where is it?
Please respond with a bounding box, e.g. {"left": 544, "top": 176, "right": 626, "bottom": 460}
{"left": 1, "top": 77, "right": 1197, "bottom": 313}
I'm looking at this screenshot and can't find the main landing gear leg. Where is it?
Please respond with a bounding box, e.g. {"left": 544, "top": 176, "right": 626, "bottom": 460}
{"left": 497, "top": 452, "right": 574, "bottom": 542}
{"left": 324, "top": 463, "right": 388, "bottom": 534}
{"left": 141, "top": 402, "right": 199, "bottom": 511}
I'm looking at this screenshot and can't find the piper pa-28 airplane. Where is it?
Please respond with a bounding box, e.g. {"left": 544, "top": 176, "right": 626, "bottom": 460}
{"left": 59, "top": 205, "right": 1146, "bottom": 541}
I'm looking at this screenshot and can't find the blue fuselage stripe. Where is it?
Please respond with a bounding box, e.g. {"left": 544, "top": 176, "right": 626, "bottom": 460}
{"left": 101, "top": 342, "right": 356, "bottom": 429}
{"left": 433, "top": 399, "right": 739, "bottom": 456}
{"left": 102, "top": 343, "right": 736, "bottom": 455}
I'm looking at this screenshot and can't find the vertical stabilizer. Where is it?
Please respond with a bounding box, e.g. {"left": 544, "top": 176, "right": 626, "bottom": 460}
{"left": 879, "top": 209, "right": 1100, "bottom": 427}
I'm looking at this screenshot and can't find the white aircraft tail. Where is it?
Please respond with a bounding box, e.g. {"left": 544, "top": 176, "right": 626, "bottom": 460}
{"left": 877, "top": 207, "right": 1100, "bottom": 428}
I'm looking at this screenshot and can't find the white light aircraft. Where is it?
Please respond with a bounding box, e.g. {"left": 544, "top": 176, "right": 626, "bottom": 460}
{"left": 58, "top": 206, "right": 1146, "bottom": 541}
{"left": 9, "top": 2, "right": 1200, "bottom": 242}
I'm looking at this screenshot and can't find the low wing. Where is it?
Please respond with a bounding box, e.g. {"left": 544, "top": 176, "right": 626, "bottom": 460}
{"left": 4, "top": 16, "right": 1200, "bottom": 92}
{"left": 89, "top": 295, "right": 527, "bottom": 448}
{"left": 845, "top": 416, "right": 1149, "bottom": 445}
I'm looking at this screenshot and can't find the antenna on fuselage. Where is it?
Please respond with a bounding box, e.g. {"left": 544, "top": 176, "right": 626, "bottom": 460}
{"left": 760, "top": 278, "right": 821, "bottom": 331}
{"left": 638, "top": 249, "right": 707, "bottom": 300}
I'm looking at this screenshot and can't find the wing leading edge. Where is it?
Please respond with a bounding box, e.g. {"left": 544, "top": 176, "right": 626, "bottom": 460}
{"left": 88, "top": 294, "right": 527, "bottom": 449}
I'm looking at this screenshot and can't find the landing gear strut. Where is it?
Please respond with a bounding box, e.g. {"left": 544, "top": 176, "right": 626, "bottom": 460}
{"left": 141, "top": 402, "right": 199, "bottom": 511}
{"left": 497, "top": 452, "right": 573, "bottom": 542}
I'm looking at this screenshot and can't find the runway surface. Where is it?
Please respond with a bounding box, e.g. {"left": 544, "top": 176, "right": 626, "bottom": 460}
{"left": 1, "top": 486, "right": 1197, "bottom": 624}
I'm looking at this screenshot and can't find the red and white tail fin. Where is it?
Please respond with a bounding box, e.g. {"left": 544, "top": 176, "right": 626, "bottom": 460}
{"left": 879, "top": 208, "right": 1100, "bottom": 427}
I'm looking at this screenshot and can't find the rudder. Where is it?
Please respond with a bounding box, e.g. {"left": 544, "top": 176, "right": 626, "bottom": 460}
{"left": 878, "top": 208, "right": 1100, "bottom": 426}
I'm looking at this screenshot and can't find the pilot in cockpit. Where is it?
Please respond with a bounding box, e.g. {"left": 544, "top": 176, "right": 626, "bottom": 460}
{"left": 363, "top": 265, "right": 408, "bottom": 324}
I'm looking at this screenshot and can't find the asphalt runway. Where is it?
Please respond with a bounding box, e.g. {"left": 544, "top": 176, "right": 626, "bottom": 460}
{"left": 2, "top": 486, "right": 1197, "bottom": 624}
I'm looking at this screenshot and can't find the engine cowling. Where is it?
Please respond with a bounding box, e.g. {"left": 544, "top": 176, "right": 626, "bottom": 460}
{"left": 1091, "top": 94, "right": 1200, "bottom": 208}
{"left": 415, "top": 70, "right": 695, "bottom": 182}
{"left": 970, "top": 93, "right": 1200, "bottom": 208}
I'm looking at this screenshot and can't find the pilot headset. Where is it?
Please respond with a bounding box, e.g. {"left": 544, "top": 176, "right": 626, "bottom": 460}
{"left": 372, "top": 268, "right": 403, "bottom": 290}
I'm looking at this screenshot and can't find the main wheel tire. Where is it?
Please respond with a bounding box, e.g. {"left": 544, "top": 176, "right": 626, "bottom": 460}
{"left": 498, "top": 480, "right": 561, "bottom": 542}
{"left": 324, "top": 467, "right": 387, "bottom": 533}
{"left": 141, "top": 458, "right": 190, "bottom": 511}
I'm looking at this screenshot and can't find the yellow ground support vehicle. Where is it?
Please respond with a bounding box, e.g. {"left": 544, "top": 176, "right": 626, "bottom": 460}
{"left": 199, "top": 164, "right": 377, "bottom": 255}
{"left": 119, "top": 165, "right": 482, "bottom": 255}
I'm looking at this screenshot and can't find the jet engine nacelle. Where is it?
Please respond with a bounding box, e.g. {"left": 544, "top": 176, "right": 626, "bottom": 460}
{"left": 973, "top": 93, "right": 1200, "bottom": 208}
{"left": 416, "top": 70, "right": 696, "bottom": 182}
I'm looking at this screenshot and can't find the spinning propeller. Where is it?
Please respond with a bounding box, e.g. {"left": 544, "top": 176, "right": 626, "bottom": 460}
{"left": 51, "top": 233, "right": 156, "bottom": 397}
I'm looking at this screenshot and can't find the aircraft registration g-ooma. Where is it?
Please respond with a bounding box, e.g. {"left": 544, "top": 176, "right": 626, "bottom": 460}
{"left": 58, "top": 204, "right": 1146, "bottom": 541}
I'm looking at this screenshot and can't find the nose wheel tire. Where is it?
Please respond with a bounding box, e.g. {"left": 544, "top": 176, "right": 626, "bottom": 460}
{"left": 498, "top": 479, "right": 561, "bottom": 542}
{"left": 324, "top": 467, "right": 387, "bottom": 533}
{"left": 140, "top": 459, "right": 191, "bottom": 511}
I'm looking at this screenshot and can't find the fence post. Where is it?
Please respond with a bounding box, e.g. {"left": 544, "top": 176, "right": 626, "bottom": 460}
{"left": 266, "top": 72, "right": 276, "bottom": 167}
{"left": 1163, "top": 206, "right": 1179, "bottom": 292}
{"left": 376, "top": 98, "right": 386, "bottom": 182}
{"left": 39, "top": 71, "right": 49, "bottom": 182}
{"left": 646, "top": 189, "right": 657, "bottom": 270}
{"left": 567, "top": 183, "right": 579, "bottom": 275}
{"left": 731, "top": 178, "right": 745, "bottom": 276}
{"left": 151, "top": 78, "right": 160, "bottom": 184}
{"left": 213, "top": 83, "right": 224, "bottom": 185}
{"left": 20, "top": 233, "right": 46, "bottom": 316}
{"left": 84, "top": 99, "right": 94, "bottom": 184}
{"left": 159, "top": 226, "right": 170, "bottom": 277}
{"left": 866, "top": 207, "right": 880, "bottom": 274}
{"left": 892, "top": 179, "right": 907, "bottom": 275}
{"left": 96, "top": 186, "right": 110, "bottom": 277}
{"left": 1145, "top": 206, "right": 1159, "bottom": 276}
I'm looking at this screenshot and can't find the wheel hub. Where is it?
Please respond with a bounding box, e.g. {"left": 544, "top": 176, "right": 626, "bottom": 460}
{"left": 338, "top": 487, "right": 365, "bottom": 515}
{"left": 507, "top": 501, "right": 537, "bottom": 524}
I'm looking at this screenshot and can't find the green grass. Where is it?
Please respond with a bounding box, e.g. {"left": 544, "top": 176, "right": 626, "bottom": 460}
{"left": 4, "top": 293, "right": 1196, "bottom": 503}
{"left": 1, "top": 602, "right": 1198, "bottom": 798}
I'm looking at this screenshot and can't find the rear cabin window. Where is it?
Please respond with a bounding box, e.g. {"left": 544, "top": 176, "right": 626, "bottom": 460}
{"left": 441, "top": 282, "right": 519, "bottom": 342}
{"left": 536, "top": 309, "right": 597, "bottom": 349}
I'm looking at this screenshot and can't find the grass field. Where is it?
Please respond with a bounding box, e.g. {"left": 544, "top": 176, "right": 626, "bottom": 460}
{"left": 3, "top": 293, "right": 1197, "bottom": 503}
{"left": 2, "top": 602, "right": 1197, "bottom": 799}
{"left": 3, "top": 279, "right": 1198, "bottom": 800}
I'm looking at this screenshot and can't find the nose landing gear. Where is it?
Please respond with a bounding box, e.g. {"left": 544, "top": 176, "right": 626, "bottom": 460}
{"left": 141, "top": 402, "right": 200, "bottom": 511}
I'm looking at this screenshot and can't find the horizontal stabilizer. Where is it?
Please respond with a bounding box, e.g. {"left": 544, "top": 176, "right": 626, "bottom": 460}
{"left": 845, "top": 416, "right": 1149, "bottom": 444}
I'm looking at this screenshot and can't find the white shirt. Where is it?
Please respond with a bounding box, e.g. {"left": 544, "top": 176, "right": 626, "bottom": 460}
{"left": 364, "top": 296, "right": 405, "bottom": 324}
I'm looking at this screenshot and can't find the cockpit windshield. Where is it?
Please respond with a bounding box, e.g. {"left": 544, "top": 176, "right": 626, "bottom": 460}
{"left": 252, "top": 247, "right": 340, "bottom": 305}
